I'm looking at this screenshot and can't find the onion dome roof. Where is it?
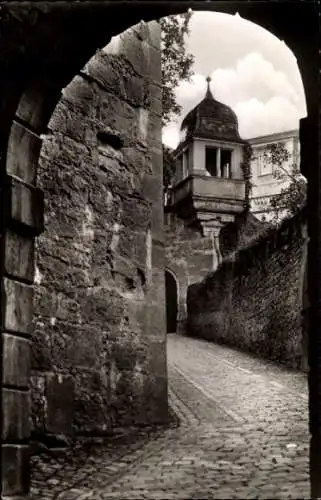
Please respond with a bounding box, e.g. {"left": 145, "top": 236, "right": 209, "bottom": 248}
{"left": 180, "top": 76, "right": 244, "bottom": 144}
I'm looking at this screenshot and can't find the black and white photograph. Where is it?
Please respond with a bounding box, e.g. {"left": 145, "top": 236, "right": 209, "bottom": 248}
{"left": 0, "top": 1, "right": 319, "bottom": 499}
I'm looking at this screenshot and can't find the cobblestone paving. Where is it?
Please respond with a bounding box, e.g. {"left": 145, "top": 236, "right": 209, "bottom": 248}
{"left": 31, "top": 335, "right": 310, "bottom": 499}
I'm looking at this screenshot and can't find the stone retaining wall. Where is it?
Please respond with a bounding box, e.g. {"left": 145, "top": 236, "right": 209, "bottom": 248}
{"left": 187, "top": 209, "right": 308, "bottom": 370}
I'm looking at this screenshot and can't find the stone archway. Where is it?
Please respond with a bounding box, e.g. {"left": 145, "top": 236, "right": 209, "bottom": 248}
{"left": 165, "top": 270, "right": 178, "bottom": 333}
{"left": 1, "top": 12, "right": 167, "bottom": 498}
{"left": 0, "top": 2, "right": 320, "bottom": 498}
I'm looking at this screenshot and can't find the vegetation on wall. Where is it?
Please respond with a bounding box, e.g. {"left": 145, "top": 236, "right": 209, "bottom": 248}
{"left": 163, "top": 144, "right": 176, "bottom": 189}
{"left": 263, "top": 141, "right": 307, "bottom": 223}
{"left": 240, "top": 142, "right": 253, "bottom": 210}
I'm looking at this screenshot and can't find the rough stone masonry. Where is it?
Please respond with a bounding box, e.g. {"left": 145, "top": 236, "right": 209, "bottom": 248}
{"left": 31, "top": 21, "right": 169, "bottom": 440}
{"left": 187, "top": 208, "right": 308, "bottom": 371}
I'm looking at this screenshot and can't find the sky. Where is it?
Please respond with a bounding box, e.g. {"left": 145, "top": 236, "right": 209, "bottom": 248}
{"left": 162, "top": 11, "right": 307, "bottom": 149}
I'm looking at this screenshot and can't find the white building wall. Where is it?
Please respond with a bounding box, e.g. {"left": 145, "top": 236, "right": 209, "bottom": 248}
{"left": 249, "top": 130, "right": 301, "bottom": 222}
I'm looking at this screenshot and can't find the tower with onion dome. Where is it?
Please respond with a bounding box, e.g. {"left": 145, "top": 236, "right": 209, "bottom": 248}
{"left": 165, "top": 76, "right": 248, "bottom": 259}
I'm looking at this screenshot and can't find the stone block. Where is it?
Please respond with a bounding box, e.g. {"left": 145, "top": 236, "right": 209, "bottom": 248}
{"left": 132, "top": 231, "right": 147, "bottom": 268}
{"left": 131, "top": 21, "right": 161, "bottom": 49}
{"left": 150, "top": 205, "right": 164, "bottom": 240}
{"left": 45, "top": 373, "right": 74, "bottom": 436}
{"left": 3, "top": 278, "right": 33, "bottom": 335}
{"left": 2, "top": 334, "right": 30, "bottom": 387}
{"left": 30, "top": 375, "right": 46, "bottom": 434}
{"left": 36, "top": 254, "right": 94, "bottom": 292}
{"left": 4, "top": 230, "right": 35, "bottom": 282}
{"left": 151, "top": 147, "right": 163, "bottom": 178}
{"left": 2, "top": 389, "right": 30, "bottom": 441}
{"left": 149, "top": 92, "right": 162, "bottom": 118}
{"left": 145, "top": 301, "right": 166, "bottom": 339}
{"left": 137, "top": 108, "right": 149, "bottom": 143}
{"left": 84, "top": 52, "right": 148, "bottom": 110}
{"left": 96, "top": 91, "right": 137, "bottom": 140}
{"left": 117, "top": 229, "right": 135, "bottom": 261}
{"left": 71, "top": 329, "right": 108, "bottom": 369}
{"left": 118, "top": 33, "right": 150, "bottom": 78}
{"left": 122, "top": 146, "right": 152, "bottom": 175}
{"left": 120, "top": 197, "right": 151, "bottom": 231}
{"left": 31, "top": 326, "right": 52, "bottom": 371}
{"left": 141, "top": 172, "right": 163, "bottom": 205}
{"left": 125, "top": 76, "right": 149, "bottom": 109}
{"left": 61, "top": 75, "right": 98, "bottom": 117}
{"left": 152, "top": 240, "right": 165, "bottom": 270}
{"left": 48, "top": 100, "right": 90, "bottom": 144}
{"left": 8, "top": 176, "right": 44, "bottom": 234}
{"left": 1, "top": 444, "right": 29, "bottom": 496}
{"left": 82, "top": 289, "right": 125, "bottom": 327}
{"left": 148, "top": 44, "right": 162, "bottom": 85}
{"left": 83, "top": 52, "right": 121, "bottom": 94}
{"left": 49, "top": 331, "right": 74, "bottom": 371}
{"left": 147, "top": 111, "right": 162, "bottom": 149}
{"left": 40, "top": 133, "right": 91, "bottom": 167}
{"left": 7, "top": 121, "right": 42, "bottom": 184}
{"left": 112, "top": 254, "right": 137, "bottom": 281}
{"left": 15, "top": 78, "right": 59, "bottom": 132}
{"left": 146, "top": 21, "right": 161, "bottom": 50}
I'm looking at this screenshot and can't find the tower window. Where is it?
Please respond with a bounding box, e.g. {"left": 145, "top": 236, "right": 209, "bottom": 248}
{"left": 205, "top": 147, "right": 218, "bottom": 176}
{"left": 205, "top": 146, "right": 232, "bottom": 178}
{"left": 221, "top": 149, "right": 232, "bottom": 178}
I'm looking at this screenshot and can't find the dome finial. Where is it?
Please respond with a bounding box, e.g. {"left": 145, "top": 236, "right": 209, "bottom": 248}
{"left": 206, "top": 76, "right": 212, "bottom": 97}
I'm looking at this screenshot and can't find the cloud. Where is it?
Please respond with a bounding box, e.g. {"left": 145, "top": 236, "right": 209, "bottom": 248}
{"left": 162, "top": 51, "right": 305, "bottom": 148}
{"left": 210, "top": 52, "right": 300, "bottom": 108}
{"left": 234, "top": 96, "right": 301, "bottom": 138}
{"left": 162, "top": 123, "right": 180, "bottom": 150}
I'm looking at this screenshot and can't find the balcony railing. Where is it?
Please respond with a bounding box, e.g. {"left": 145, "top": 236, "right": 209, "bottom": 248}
{"left": 170, "top": 174, "right": 245, "bottom": 206}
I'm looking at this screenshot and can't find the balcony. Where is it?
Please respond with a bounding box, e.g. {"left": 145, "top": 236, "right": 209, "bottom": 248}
{"left": 170, "top": 174, "right": 245, "bottom": 209}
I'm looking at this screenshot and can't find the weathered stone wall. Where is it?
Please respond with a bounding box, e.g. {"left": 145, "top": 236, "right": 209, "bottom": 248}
{"left": 31, "top": 21, "right": 168, "bottom": 439}
{"left": 187, "top": 209, "right": 308, "bottom": 370}
{"left": 165, "top": 210, "right": 268, "bottom": 334}
{"left": 165, "top": 213, "right": 216, "bottom": 333}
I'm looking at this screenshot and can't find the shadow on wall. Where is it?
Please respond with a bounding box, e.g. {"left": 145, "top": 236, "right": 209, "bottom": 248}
{"left": 165, "top": 270, "right": 178, "bottom": 333}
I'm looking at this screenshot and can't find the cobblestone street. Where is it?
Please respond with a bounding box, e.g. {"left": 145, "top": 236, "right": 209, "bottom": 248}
{"left": 31, "top": 334, "right": 310, "bottom": 499}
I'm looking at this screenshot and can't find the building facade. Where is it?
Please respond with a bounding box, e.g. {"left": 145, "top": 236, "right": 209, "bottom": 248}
{"left": 248, "top": 129, "right": 301, "bottom": 222}
{"left": 164, "top": 77, "right": 266, "bottom": 334}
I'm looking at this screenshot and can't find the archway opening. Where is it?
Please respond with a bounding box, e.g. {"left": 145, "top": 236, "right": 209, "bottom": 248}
{"left": 1, "top": 2, "right": 318, "bottom": 496}
{"left": 165, "top": 270, "right": 178, "bottom": 333}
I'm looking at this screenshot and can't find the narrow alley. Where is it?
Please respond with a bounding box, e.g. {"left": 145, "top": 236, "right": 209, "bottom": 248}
{"left": 31, "top": 335, "right": 310, "bottom": 500}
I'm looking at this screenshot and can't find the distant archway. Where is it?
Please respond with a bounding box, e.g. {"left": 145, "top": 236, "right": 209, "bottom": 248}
{"left": 165, "top": 270, "right": 178, "bottom": 334}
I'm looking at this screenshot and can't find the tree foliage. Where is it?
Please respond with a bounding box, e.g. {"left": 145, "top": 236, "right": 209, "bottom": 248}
{"left": 261, "top": 141, "right": 307, "bottom": 223}
{"left": 240, "top": 142, "right": 254, "bottom": 210}
{"left": 161, "top": 12, "right": 194, "bottom": 128}
{"left": 163, "top": 144, "right": 176, "bottom": 189}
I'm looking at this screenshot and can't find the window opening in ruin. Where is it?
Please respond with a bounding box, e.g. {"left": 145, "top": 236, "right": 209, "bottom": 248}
{"left": 165, "top": 270, "right": 178, "bottom": 333}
